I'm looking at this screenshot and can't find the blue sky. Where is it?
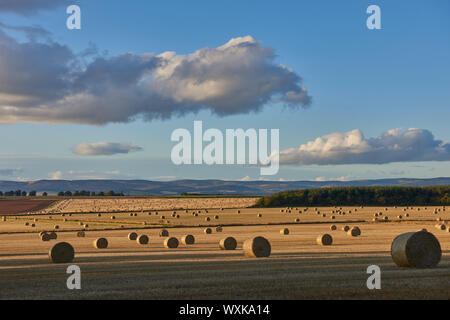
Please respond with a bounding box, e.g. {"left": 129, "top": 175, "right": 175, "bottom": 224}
{"left": 0, "top": 0, "right": 449, "bottom": 182}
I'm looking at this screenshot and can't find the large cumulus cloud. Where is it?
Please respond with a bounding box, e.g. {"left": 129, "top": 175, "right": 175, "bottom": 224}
{"left": 280, "top": 128, "right": 450, "bottom": 165}
{"left": 0, "top": 28, "right": 311, "bottom": 125}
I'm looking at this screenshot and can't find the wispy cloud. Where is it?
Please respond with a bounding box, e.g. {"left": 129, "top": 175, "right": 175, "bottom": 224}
{"left": 280, "top": 128, "right": 450, "bottom": 165}
{"left": 0, "top": 168, "right": 23, "bottom": 176}
{"left": 0, "top": 0, "right": 71, "bottom": 15}
{"left": 72, "top": 142, "right": 143, "bottom": 156}
{"left": 0, "top": 30, "right": 311, "bottom": 125}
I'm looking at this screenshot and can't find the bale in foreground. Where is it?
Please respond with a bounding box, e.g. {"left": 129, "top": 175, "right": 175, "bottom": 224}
{"left": 317, "top": 234, "right": 333, "bottom": 246}
{"left": 137, "top": 235, "right": 149, "bottom": 245}
{"left": 181, "top": 234, "right": 195, "bottom": 245}
{"left": 49, "top": 242, "right": 75, "bottom": 263}
{"left": 219, "top": 237, "right": 237, "bottom": 250}
{"left": 164, "top": 237, "right": 179, "bottom": 248}
{"left": 94, "top": 238, "right": 108, "bottom": 249}
{"left": 243, "top": 236, "right": 271, "bottom": 258}
{"left": 391, "top": 230, "right": 441, "bottom": 268}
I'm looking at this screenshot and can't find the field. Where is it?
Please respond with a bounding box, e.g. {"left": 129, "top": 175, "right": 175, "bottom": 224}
{"left": 0, "top": 199, "right": 54, "bottom": 215}
{"left": 0, "top": 198, "right": 449, "bottom": 300}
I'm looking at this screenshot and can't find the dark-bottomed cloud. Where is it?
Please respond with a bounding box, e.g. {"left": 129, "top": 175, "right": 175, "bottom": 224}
{"left": 72, "top": 142, "right": 143, "bottom": 156}
{"left": 0, "top": 29, "right": 311, "bottom": 125}
{"left": 280, "top": 128, "right": 450, "bottom": 165}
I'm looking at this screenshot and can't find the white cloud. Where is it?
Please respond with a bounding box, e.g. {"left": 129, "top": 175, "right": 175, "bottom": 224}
{"left": 0, "top": 30, "right": 311, "bottom": 125}
{"left": 49, "top": 171, "right": 62, "bottom": 180}
{"left": 280, "top": 128, "right": 450, "bottom": 165}
{"left": 72, "top": 142, "right": 143, "bottom": 156}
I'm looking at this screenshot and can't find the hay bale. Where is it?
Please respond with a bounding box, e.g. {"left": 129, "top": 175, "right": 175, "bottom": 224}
{"left": 294, "top": 218, "right": 300, "bottom": 222}
{"left": 317, "top": 234, "right": 333, "bottom": 246}
{"left": 159, "top": 229, "right": 169, "bottom": 237}
{"left": 49, "top": 231, "right": 57, "bottom": 240}
{"left": 128, "top": 232, "right": 138, "bottom": 240}
{"left": 25, "top": 222, "right": 29, "bottom": 226}
{"left": 330, "top": 216, "right": 335, "bottom": 220}
{"left": 164, "top": 237, "right": 179, "bottom": 248}
{"left": 41, "top": 233, "right": 51, "bottom": 241}
{"left": 330, "top": 225, "right": 337, "bottom": 231}
{"left": 219, "top": 237, "right": 237, "bottom": 250}
{"left": 216, "top": 226, "right": 223, "bottom": 232}
{"left": 204, "top": 227, "right": 212, "bottom": 234}
{"left": 280, "top": 228, "right": 289, "bottom": 235}
{"left": 435, "top": 224, "right": 446, "bottom": 231}
{"left": 214, "top": 215, "right": 219, "bottom": 220}
{"left": 391, "top": 230, "right": 441, "bottom": 268}
{"left": 77, "top": 231, "right": 85, "bottom": 237}
{"left": 111, "top": 216, "right": 116, "bottom": 220}
{"left": 257, "top": 213, "right": 262, "bottom": 218}
{"left": 342, "top": 225, "right": 350, "bottom": 232}
{"left": 94, "top": 238, "right": 108, "bottom": 249}
{"left": 49, "top": 242, "right": 75, "bottom": 263}
{"left": 243, "top": 236, "right": 271, "bottom": 258}
{"left": 205, "top": 217, "right": 211, "bottom": 222}
{"left": 137, "top": 235, "right": 149, "bottom": 245}
{"left": 181, "top": 234, "right": 195, "bottom": 245}
{"left": 347, "top": 226, "right": 361, "bottom": 237}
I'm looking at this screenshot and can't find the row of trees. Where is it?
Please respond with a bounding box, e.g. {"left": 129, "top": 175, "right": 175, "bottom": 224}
{"left": 0, "top": 190, "right": 47, "bottom": 197}
{"left": 56, "top": 190, "right": 125, "bottom": 197}
{"left": 254, "top": 186, "right": 450, "bottom": 207}
{"left": 0, "top": 190, "right": 125, "bottom": 197}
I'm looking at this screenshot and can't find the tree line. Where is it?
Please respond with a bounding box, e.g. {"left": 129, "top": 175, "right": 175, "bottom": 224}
{"left": 0, "top": 190, "right": 125, "bottom": 197}
{"left": 254, "top": 186, "right": 450, "bottom": 207}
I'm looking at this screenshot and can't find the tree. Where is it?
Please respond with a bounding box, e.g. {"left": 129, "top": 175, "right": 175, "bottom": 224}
{"left": 42, "top": 192, "right": 48, "bottom": 197}
{"left": 64, "top": 191, "right": 72, "bottom": 197}
{"left": 28, "top": 190, "right": 37, "bottom": 197}
{"left": 57, "top": 191, "right": 64, "bottom": 196}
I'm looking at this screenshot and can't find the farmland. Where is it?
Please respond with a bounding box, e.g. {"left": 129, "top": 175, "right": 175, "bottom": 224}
{"left": 0, "top": 198, "right": 449, "bottom": 299}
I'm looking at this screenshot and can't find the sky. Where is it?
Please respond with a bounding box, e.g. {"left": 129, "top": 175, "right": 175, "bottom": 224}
{"left": 0, "top": 0, "right": 449, "bottom": 182}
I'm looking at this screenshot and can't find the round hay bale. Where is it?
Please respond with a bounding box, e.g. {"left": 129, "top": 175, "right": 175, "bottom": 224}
{"left": 25, "top": 222, "right": 29, "bottom": 226}
{"left": 294, "top": 218, "right": 300, "bottom": 222}
{"left": 205, "top": 217, "right": 211, "bottom": 222}
{"left": 137, "top": 235, "right": 149, "bottom": 245}
{"left": 384, "top": 216, "right": 389, "bottom": 221}
{"left": 330, "top": 225, "right": 337, "bottom": 231}
{"left": 216, "top": 226, "right": 223, "bottom": 232}
{"left": 214, "top": 215, "right": 219, "bottom": 220}
{"left": 342, "top": 225, "right": 350, "bottom": 232}
{"left": 435, "top": 224, "right": 446, "bottom": 231}
{"left": 398, "top": 215, "right": 402, "bottom": 219}
{"left": 49, "top": 242, "right": 75, "bottom": 263}
{"left": 257, "top": 213, "right": 262, "bottom": 218}
{"left": 49, "top": 231, "right": 57, "bottom": 240}
{"left": 330, "top": 216, "right": 335, "bottom": 220}
{"left": 405, "top": 213, "right": 409, "bottom": 217}
{"left": 94, "top": 238, "right": 108, "bottom": 249}
{"left": 77, "top": 231, "right": 85, "bottom": 237}
{"left": 204, "top": 227, "right": 212, "bottom": 234}
{"left": 280, "top": 228, "right": 289, "bottom": 235}
{"left": 164, "top": 237, "right": 179, "bottom": 248}
{"left": 111, "top": 216, "right": 116, "bottom": 220}
{"left": 159, "top": 229, "right": 169, "bottom": 237}
{"left": 128, "top": 232, "right": 138, "bottom": 240}
{"left": 181, "top": 234, "right": 195, "bottom": 245}
{"left": 237, "top": 210, "right": 241, "bottom": 214}
{"left": 243, "top": 236, "right": 271, "bottom": 258}
{"left": 219, "top": 237, "right": 237, "bottom": 250}
{"left": 391, "top": 230, "right": 441, "bottom": 268}
{"left": 39, "top": 231, "right": 47, "bottom": 237}
{"left": 347, "top": 226, "right": 361, "bottom": 237}
{"left": 317, "top": 234, "right": 333, "bottom": 246}
{"left": 97, "top": 213, "right": 101, "bottom": 217}
{"left": 41, "top": 233, "right": 51, "bottom": 241}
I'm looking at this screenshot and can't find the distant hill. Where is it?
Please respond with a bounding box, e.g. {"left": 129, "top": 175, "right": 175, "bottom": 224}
{"left": 0, "top": 177, "right": 449, "bottom": 196}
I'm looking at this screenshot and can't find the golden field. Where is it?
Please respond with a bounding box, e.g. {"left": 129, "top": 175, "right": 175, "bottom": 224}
{"left": 0, "top": 200, "right": 449, "bottom": 299}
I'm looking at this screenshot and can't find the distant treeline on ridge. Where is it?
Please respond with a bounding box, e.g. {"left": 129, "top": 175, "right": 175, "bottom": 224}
{"left": 254, "top": 186, "right": 450, "bottom": 207}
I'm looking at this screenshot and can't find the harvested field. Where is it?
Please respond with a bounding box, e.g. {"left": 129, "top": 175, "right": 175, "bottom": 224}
{"left": 41, "top": 198, "right": 258, "bottom": 214}
{"left": 0, "top": 200, "right": 54, "bottom": 215}
{"left": 0, "top": 202, "right": 449, "bottom": 299}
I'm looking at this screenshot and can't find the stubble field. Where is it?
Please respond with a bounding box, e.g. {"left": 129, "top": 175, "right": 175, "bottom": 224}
{"left": 0, "top": 198, "right": 449, "bottom": 300}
